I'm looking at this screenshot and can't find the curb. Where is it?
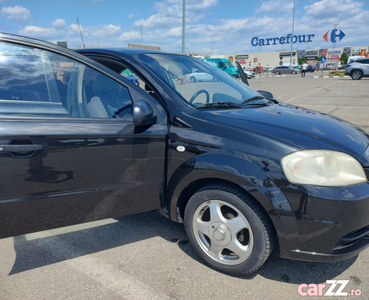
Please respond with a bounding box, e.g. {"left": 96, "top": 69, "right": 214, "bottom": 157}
{"left": 255, "top": 75, "right": 351, "bottom": 79}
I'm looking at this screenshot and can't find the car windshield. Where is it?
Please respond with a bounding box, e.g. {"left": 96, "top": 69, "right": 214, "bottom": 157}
{"left": 224, "top": 60, "right": 234, "bottom": 68}
{"left": 137, "top": 53, "right": 259, "bottom": 107}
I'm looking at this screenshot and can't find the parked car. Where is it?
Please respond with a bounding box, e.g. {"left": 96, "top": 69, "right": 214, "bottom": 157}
{"left": 307, "top": 65, "right": 316, "bottom": 72}
{"left": 187, "top": 69, "right": 215, "bottom": 82}
{"left": 121, "top": 69, "right": 139, "bottom": 85}
{"left": 345, "top": 58, "right": 369, "bottom": 80}
{"left": 251, "top": 66, "right": 264, "bottom": 73}
{"left": 243, "top": 69, "right": 255, "bottom": 79}
{"left": 272, "top": 66, "right": 298, "bottom": 74}
{"left": 348, "top": 55, "right": 367, "bottom": 64}
{"left": 325, "top": 62, "right": 338, "bottom": 70}
{"left": 203, "top": 58, "right": 239, "bottom": 77}
{"left": 1, "top": 33, "right": 369, "bottom": 277}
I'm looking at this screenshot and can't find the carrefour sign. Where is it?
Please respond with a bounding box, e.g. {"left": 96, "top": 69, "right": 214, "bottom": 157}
{"left": 251, "top": 34, "right": 315, "bottom": 47}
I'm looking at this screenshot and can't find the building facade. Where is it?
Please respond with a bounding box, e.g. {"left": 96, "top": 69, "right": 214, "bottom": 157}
{"left": 197, "top": 45, "right": 369, "bottom": 70}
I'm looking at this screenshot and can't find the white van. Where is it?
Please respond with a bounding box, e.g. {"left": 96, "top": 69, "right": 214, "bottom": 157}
{"left": 325, "top": 62, "right": 338, "bottom": 69}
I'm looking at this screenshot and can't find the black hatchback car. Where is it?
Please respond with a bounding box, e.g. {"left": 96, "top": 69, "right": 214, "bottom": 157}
{"left": 1, "top": 32, "right": 369, "bottom": 276}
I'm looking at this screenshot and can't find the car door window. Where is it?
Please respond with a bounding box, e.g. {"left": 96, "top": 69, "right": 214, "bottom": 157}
{"left": 0, "top": 42, "right": 132, "bottom": 119}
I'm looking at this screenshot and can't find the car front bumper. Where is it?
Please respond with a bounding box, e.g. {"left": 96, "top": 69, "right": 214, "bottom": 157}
{"left": 277, "top": 182, "right": 369, "bottom": 262}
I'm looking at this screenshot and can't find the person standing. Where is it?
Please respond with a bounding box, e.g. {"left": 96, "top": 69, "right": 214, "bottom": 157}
{"left": 301, "top": 62, "right": 308, "bottom": 77}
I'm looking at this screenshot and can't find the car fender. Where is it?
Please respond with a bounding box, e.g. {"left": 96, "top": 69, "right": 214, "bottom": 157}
{"left": 350, "top": 68, "right": 363, "bottom": 74}
{"left": 166, "top": 152, "right": 298, "bottom": 249}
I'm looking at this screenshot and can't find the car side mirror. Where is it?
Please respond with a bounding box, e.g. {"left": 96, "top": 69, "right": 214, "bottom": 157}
{"left": 133, "top": 100, "right": 157, "bottom": 127}
{"left": 257, "top": 90, "right": 274, "bottom": 99}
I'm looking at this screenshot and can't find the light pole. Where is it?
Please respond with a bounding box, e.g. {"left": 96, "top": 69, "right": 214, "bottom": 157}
{"left": 211, "top": 36, "right": 213, "bottom": 56}
{"left": 182, "top": 0, "right": 185, "bottom": 55}
{"left": 77, "top": 18, "right": 85, "bottom": 49}
{"left": 141, "top": 25, "right": 143, "bottom": 45}
{"left": 290, "top": 0, "right": 296, "bottom": 67}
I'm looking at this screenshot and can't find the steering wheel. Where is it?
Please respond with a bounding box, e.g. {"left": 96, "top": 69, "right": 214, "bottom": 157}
{"left": 189, "top": 90, "right": 210, "bottom": 104}
{"left": 112, "top": 104, "right": 132, "bottom": 118}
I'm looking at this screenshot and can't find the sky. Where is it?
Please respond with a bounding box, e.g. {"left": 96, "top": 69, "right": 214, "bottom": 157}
{"left": 1, "top": 0, "right": 369, "bottom": 54}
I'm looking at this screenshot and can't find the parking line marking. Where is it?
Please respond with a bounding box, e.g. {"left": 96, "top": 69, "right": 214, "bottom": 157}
{"left": 32, "top": 235, "right": 171, "bottom": 300}
{"left": 25, "top": 219, "right": 119, "bottom": 241}
{"left": 283, "top": 80, "right": 341, "bottom": 103}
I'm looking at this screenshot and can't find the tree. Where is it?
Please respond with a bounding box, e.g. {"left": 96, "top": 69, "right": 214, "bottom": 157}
{"left": 340, "top": 52, "right": 348, "bottom": 64}
{"left": 298, "top": 57, "right": 307, "bottom": 65}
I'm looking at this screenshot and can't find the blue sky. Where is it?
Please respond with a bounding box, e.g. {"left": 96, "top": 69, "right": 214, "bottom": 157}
{"left": 1, "top": 0, "right": 369, "bottom": 54}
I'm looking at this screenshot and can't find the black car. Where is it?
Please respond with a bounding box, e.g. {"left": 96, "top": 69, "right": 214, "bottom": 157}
{"left": 1, "top": 32, "right": 369, "bottom": 276}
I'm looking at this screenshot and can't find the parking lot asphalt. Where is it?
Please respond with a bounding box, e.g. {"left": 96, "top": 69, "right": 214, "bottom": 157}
{"left": 251, "top": 72, "right": 369, "bottom": 133}
{"left": 1, "top": 75, "right": 369, "bottom": 300}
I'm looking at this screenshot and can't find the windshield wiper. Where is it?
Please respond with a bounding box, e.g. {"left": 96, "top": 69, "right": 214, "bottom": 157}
{"left": 241, "top": 95, "right": 266, "bottom": 104}
{"left": 196, "top": 102, "right": 242, "bottom": 109}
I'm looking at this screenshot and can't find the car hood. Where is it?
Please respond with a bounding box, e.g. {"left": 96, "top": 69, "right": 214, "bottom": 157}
{"left": 204, "top": 103, "right": 369, "bottom": 164}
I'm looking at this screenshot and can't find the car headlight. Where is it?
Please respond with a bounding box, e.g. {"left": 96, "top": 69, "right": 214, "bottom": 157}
{"left": 281, "top": 150, "right": 367, "bottom": 187}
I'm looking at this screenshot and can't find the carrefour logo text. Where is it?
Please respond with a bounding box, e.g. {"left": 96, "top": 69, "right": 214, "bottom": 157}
{"left": 251, "top": 34, "right": 315, "bottom": 47}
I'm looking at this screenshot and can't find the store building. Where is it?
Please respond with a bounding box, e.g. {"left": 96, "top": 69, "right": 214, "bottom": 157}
{"left": 197, "top": 45, "right": 369, "bottom": 70}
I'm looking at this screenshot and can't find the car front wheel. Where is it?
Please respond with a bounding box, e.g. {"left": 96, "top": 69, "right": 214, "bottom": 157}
{"left": 184, "top": 183, "right": 274, "bottom": 276}
{"left": 351, "top": 70, "right": 363, "bottom": 80}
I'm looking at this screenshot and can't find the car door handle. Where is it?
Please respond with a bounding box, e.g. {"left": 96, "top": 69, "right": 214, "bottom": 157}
{"left": 0, "top": 144, "right": 43, "bottom": 153}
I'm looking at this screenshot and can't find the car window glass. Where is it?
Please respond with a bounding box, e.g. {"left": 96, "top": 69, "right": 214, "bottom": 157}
{"left": 138, "top": 53, "right": 258, "bottom": 107}
{"left": 120, "top": 69, "right": 139, "bottom": 85}
{"left": 0, "top": 42, "right": 132, "bottom": 119}
{"left": 120, "top": 68, "right": 144, "bottom": 88}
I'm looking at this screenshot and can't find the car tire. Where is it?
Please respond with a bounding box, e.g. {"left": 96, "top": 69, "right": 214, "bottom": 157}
{"left": 275, "top": 71, "right": 280, "bottom": 75}
{"left": 351, "top": 70, "right": 363, "bottom": 80}
{"left": 184, "top": 183, "right": 274, "bottom": 276}
{"left": 190, "top": 76, "right": 196, "bottom": 83}
{"left": 292, "top": 71, "right": 297, "bottom": 74}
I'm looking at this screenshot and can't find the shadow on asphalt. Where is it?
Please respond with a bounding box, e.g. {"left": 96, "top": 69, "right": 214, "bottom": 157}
{"left": 10, "top": 210, "right": 186, "bottom": 275}
{"left": 177, "top": 233, "right": 357, "bottom": 284}
{"left": 10, "top": 210, "right": 356, "bottom": 284}
{"left": 254, "top": 249, "right": 357, "bottom": 284}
